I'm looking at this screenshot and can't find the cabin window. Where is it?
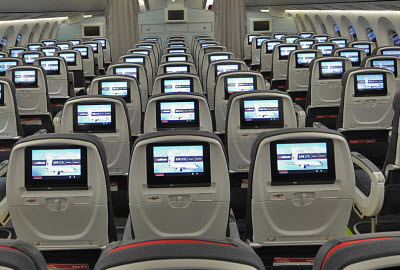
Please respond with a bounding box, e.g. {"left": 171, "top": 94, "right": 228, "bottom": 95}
{"left": 334, "top": 24, "right": 341, "bottom": 37}
{"left": 367, "top": 28, "right": 377, "bottom": 43}
{"left": 389, "top": 30, "right": 400, "bottom": 46}
{"left": 15, "top": 34, "right": 21, "bottom": 46}
{"left": 348, "top": 26, "right": 358, "bottom": 41}
{"left": 0, "top": 37, "right": 7, "bottom": 51}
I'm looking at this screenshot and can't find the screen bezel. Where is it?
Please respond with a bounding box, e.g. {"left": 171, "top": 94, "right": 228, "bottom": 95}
{"left": 270, "top": 138, "right": 336, "bottom": 186}
{"left": 73, "top": 47, "right": 89, "bottom": 59}
{"left": 339, "top": 50, "right": 361, "bottom": 66}
{"left": 381, "top": 49, "right": 400, "bottom": 57}
{"left": 316, "top": 45, "right": 334, "bottom": 56}
{"left": 295, "top": 52, "right": 317, "bottom": 68}
{"left": 72, "top": 102, "right": 117, "bottom": 133}
{"left": 331, "top": 39, "right": 347, "bottom": 48}
{"left": 146, "top": 141, "right": 211, "bottom": 188}
{"left": 39, "top": 59, "right": 61, "bottom": 75}
{"left": 266, "top": 41, "right": 283, "bottom": 53}
{"left": 59, "top": 52, "right": 77, "bottom": 66}
{"left": 10, "top": 49, "right": 25, "bottom": 58}
{"left": 354, "top": 72, "right": 388, "bottom": 97}
{"left": 239, "top": 97, "right": 284, "bottom": 129}
{"left": 23, "top": 53, "right": 40, "bottom": 64}
{"left": 371, "top": 59, "right": 397, "bottom": 77}
{"left": 255, "top": 38, "right": 270, "bottom": 49}
{"left": 167, "top": 56, "right": 188, "bottom": 62}
{"left": 215, "top": 63, "right": 240, "bottom": 78}
{"left": 224, "top": 74, "right": 257, "bottom": 100}
{"left": 114, "top": 66, "right": 139, "bottom": 81}
{"left": 12, "top": 69, "right": 38, "bottom": 88}
{"left": 161, "top": 77, "right": 194, "bottom": 94}
{"left": 25, "top": 145, "right": 88, "bottom": 191}
{"left": 353, "top": 43, "right": 371, "bottom": 55}
{"left": 319, "top": 60, "right": 345, "bottom": 80}
{"left": 99, "top": 79, "right": 131, "bottom": 103}
{"left": 156, "top": 99, "right": 200, "bottom": 130}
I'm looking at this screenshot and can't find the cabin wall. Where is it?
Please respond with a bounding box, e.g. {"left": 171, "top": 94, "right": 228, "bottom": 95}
{"left": 287, "top": 10, "right": 400, "bottom": 47}
{"left": 246, "top": 12, "right": 298, "bottom": 34}
{"left": 57, "top": 16, "right": 107, "bottom": 41}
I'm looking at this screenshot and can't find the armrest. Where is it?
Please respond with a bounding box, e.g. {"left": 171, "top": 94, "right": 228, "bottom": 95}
{"left": 313, "top": 122, "right": 329, "bottom": 129}
{"left": 53, "top": 110, "right": 63, "bottom": 133}
{"left": 351, "top": 152, "right": 385, "bottom": 218}
{"left": 293, "top": 103, "right": 306, "bottom": 128}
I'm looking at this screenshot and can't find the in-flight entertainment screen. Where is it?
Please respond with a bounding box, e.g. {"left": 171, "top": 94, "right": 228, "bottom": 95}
{"left": 156, "top": 100, "right": 199, "bottom": 130}
{"left": 319, "top": 61, "right": 344, "bottom": 79}
{"left": 165, "top": 65, "right": 189, "bottom": 74}
{"left": 73, "top": 103, "right": 116, "bottom": 133}
{"left": 372, "top": 59, "right": 397, "bottom": 76}
{"left": 115, "top": 67, "right": 138, "bottom": 79}
{"left": 13, "top": 69, "right": 37, "bottom": 88}
{"left": 316, "top": 45, "right": 334, "bottom": 56}
{"left": 40, "top": 60, "right": 60, "bottom": 75}
{"left": 225, "top": 76, "right": 256, "bottom": 99}
{"left": 216, "top": 64, "right": 240, "bottom": 76}
{"left": 354, "top": 73, "right": 387, "bottom": 97}
{"left": 162, "top": 78, "right": 193, "bottom": 93}
{"left": 59, "top": 53, "right": 77, "bottom": 66}
{"left": 240, "top": 98, "right": 284, "bottom": 129}
{"left": 339, "top": 51, "right": 360, "bottom": 65}
{"left": 279, "top": 46, "right": 297, "bottom": 60}
{"left": 295, "top": 52, "right": 316, "bottom": 68}
{"left": 100, "top": 81, "right": 130, "bottom": 102}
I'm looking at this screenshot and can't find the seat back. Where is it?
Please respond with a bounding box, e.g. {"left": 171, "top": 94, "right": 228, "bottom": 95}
{"left": 313, "top": 233, "right": 400, "bottom": 270}
{"left": 0, "top": 239, "right": 47, "bottom": 270}
{"left": 129, "top": 131, "right": 230, "bottom": 239}
{"left": 251, "top": 36, "right": 270, "bottom": 65}
{"left": 39, "top": 46, "right": 60, "bottom": 57}
{"left": 246, "top": 128, "right": 355, "bottom": 245}
{"left": 271, "top": 44, "right": 301, "bottom": 81}
{"left": 27, "top": 43, "right": 43, "bottom": 51}
{"left": 157, "top": 62, "right": 197, "bottom": 76}
{"left": 195, "top": 41, "right": 219, "bottom": 64}
{"left": 0, "top": 79, "right": 23, "bottom": 138}
{"left": 200, "top": 52, "right": 234, "bottom": 86}
{"left": 271, "top": 33, "right": 286, "bottom": 39}
{"left": 349, "top": 41, "right": 376, "bottom": 56}
{"left": 55, "top": 42, "right": 71, "bottom": 51}
{"left": 88, "top": 75, "right": 142, "bottom": 135}
{"left": 260, "top": 40, "right": 283, "bottom": 73}
{"left": 296, "top": 38, "right": 317, "bottom": 49}
{"left": 94, "top": 237, "right": 265, "bottom": 270}
{"left": 72, "top": 45, "right": 96, "bottom": 77}
{"left": 120, "top": 54, "right": 153, "bottom": 90}
{"left": 196, "top": 43, "right": 223, "bottom": 67}
{"left": 312, "top": 43, "right": 338, "bottom": 56}
{"left": 55, "top": 50, "right": 85, "bottom": 89}
{"left": 283, "top": 35, "right": 299, "bottom": 44}
{"left": 152, "top": 73, "right": 203, "bottom": 96}
{"left": 6, "top": 65, "right": 52, "bottom": 115}
{"left": 93, "top": 38, "right": 112, "bottom": 65}
{"left": 206, "top": 60, "right": 248, "bottom": 103}
{"left": 19, "top": 51, "right": 45, "bottom": 65}
{"left": 144, "top": 93, "right": 212, "bottom": 133}
{"left": 328, "top": 37, "right": 349, "bottom": 48}
{"left": 60, "top": 96, "right": 131, "bottom": 175}
{"left": 41, "top": 39, "right": 57, "bottom": 46}
{"left": 163, "top": 47, "right": 190, "bottom": 55}
{"left": 375, "top": 46, "right": 400, "bottom": 57}
{"left": 298, "top": 32, "right": 315, "bottom": 39}
{"left": 134, "top": 43, "right": 160, "bottom": 64}
{"left": 128, "top": 48, "right": 157, "bottom": 75}
{"left": 8, "top": 47, "right": 27, "bottom": 58}
{"left": 287, "top": 49, "right": 322, "bottom": 91}
{"left": 0, "top": 58, "right": 24, "bottom": 78}
{"left": 214, "top": 71, "right": 269, "bottom": 133}
{"left": 107, "top": 63, "right": 148, "bottom": 109}
{"left": 312, "top": 34, "right": 330, "bottom": 43}
{"left": 67, "top": 39, "right": 83, "bottom": 46}
{"left": 244, "top": 34, "right": 260, "bottom": 60}
{"left": 34, "top": 56, "right": 73, "bottom": 99}
{"left": 139, "top": 40, "right": 161, "bottom": 60}
{"left": 7, "top": 133, "right": 117, "bottom": 249}
{"left": 333, "top": 48, "right": 366, "bottom": 67}
{"left": 226, "top": 91, "right": 297, "bottom": 172}
{"left": 362, "top": 55, "right": 400, "bottom": 89}
{"left": 84, "top": 41, "right": 105, "bottom": 71}
{"left": 161, "top": 53, "right": 193, "bottom": 64}
{"left": 191, "top": 35, "right": 212, "bottom": 52}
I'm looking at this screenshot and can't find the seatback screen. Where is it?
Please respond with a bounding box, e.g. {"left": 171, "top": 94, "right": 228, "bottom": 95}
{"left": 73, "top": 47, "right": 88, "bottom": 59}
{"left": 73, "top": 103, "right": 116, "bottom": 133}
{"left": 42, "top": 48, "right": 57, "bottom": 57}
{"left": 354, "top": 73, "right": 387, "bottom": 97}
{"left": 167, "top": 56, "right": 188, "bottom": 62}
{"left": 299, "top": 40, "right": 315, "bottom": 49}
{"left": 39, "top": 60, "right": 60, "bottom": 75}
{"left": 353, "top": 43, "right": 371, "bottom": 55}
{"left": 168, "top": 49, "right": 185, "bottom": 53}
{"left": 339, "top": 51, "right": 360, "bottom": 65}
{"left": 371, "top": 59, "right": 397, "bottom": 76}
{"left": 57, "top": 44, "right": 70, "bottom": 50}
{"left": 274, "top": 34, "right": 286, "bottom": 39}
{"left": 131, "top": 50, "right": 149, "bottom": 55}
{"left": 331, "top": 39, "right": 347, "bottom": 48}
{"left": 316, "top": 45, "right": 334, "bottom": 56}
{"left": 248, "top": 35, "right": 259, "bottom": 45}
{"left": 85, "top": 43, "right": 98, "bottom": 53}
{"left": 295, "top": 52, "right": 316, "bottom": 68}
{"left": 216, "top": 64, "right": 240, "bottom": 76}
{"left": 13, "top": 70, "right": 38, "bottom": 88}
{"left": 23, "top": 53, "right": 40, "bottom": 64}
{"left": 165, "top": 65, "right": 189, "bottom": 74}
{"left": 0, "top": 61, "right": 18, "bottom": 75}
{"left": 225, "top": 76, "right": 256, "bottom": 99}
{"left": 100, "top": 81, "right": 131, "bottom": 102}
{"left": 114, "top": 67, "right": 138, "bottom": 80}
{"left": 138, "top": 45, "right": 152, "bottom": 50}
{"left": 69, "top": 40, "right": 81, "bottom": 46}
{"left": 270, "top": 139, "right": 335, "bottom": 185}
{"left": 279, "top": 46, "right": 297, "bottom": 60}
{"left": 10, "top": 49, "right": 24, "bottom": 58}
{"left": 300, "top": 33, "right": 313, "bottom": 38}
{"left": 94, "top": 39, "right": 107, "bottom": 48}
{"left": 285, "top": 37, "right": 299, "bottom": 44}
{"left": 266, "top": 41, "right": 282, "bottom": 53}
{"left": 59, "top": 53, "right": 77, "bottom": 66}
{"left": 25, "top": 146, "right": 88, "bottom": 190}
{"left": 145, "top": 38, "right": 158, "bottom": 42}
{"left": 201, "top": 43, "right": 217, "bottom": 48}
{"left": 314, "top": 36, "right": 328, "bottom": 43}
{"left": 240, "top": 98, "right": 284, "bottom": 129}
{"left": 28, "top": 44, "right": 41, "bottom": 51}
{"left": 256, "top": 38, "right": 270, "bottom": 49}
{"left": 210, "top": 54, "right": 230, "bottom": 62}
{"left": 146, "top": 142, "right": 211, "bottom": 188}
{"left": 319, "top": 61, "right": 344, "bottom": 79}
{"left": 42, "top": 41, "right": 55, "bottom": 46}
{"left": 125, "top": 57, "right": 144, "bottom": 64}
{"left": 162, "top": 78, "right": 193, "bottom": 93}
{"left": 156, "top": 100, "right": 199, "bottom": 130}
{"left": 169, "top": 44, "right": 185, "bottom": 48}
{"left": 382, "top": 49, "right": 400, "bottom": 57}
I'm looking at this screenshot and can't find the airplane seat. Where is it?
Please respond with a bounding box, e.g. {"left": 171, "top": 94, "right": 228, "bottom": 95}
{"left": 120, "top": 53, "right": 153, "bottom": 91}
{"left": 139, "top": 40, "right": 161, "bottom": 58}
{"left": 270, "top": 44, "right": 301, "bottom": 90}
{"left": 134, "top": 43, "right": 160, "bottom": 65}
{"left": 144, "top": 93, "right": 213, "bottom": 133}
{"left": 374, "top": 46, "right": 400, "bottom": 57}
{"left": 0, "top": 58, "right": 24, "bottom": 78}
{"left": 8, "top": 47, "right": 27, "bottom": 58}
{"left": 54, "top": 50, "right": 86, "bottom": 96}
{"left": 127, "top": 131, "right": 230, "bottom": 239}
{"left": 39, "top": 46, "right": 60, "bottom": 57}
{"left": 337, "top": 68, "right": 396, "bottom": 168}
{"left": 214, "top": 71, "right": 269, "bottom": 133}
{"left": 34, "top": 56, "right": 74, "bottom": 115}
{"left": 333, "top": 48, "right": 367, "bottom": 67}
{"left": 250, "top": 36, "right": 270, "bottom": 68}
{"left": 156, "top": 62, "right": 197, "bottom": 76}
{"left": 5, "top": 65, "right": 54, "bottom": 135}
{"left": 243, "top": 33, "right": 260, "bottom": 63}
{"left": 361, "top": 55, "right": 400, "bottom": 89}
{"left": 200, "top": 51, "right": 233, "bottom": 84}
{"left": 298, "top": 32, "right": 316, "bottom": 38}
{"left": 349, "top": 40, "right": 376, "bottom": 56}
{"left": 152, "top": 73, "right": 203, "bottom": 97}
{"left": 191, "top": 34, "right": 212, "bottom": 52}
{"left": 88, "top": 75, "right": 142, "bottom": 136}
{"left": 328, "top": 37, "right": 349, "bottom": 49}
{"left": 306, "top": 57, "right": 352, "bottom": 129}
{"left": 163, "top": 47, "right": 190, "bottom": 55}
{"left": 18, "top": 51, "right": 45, "bottom": 65}
{"left": 197, "top": 46, "right": 226, "bottom": 72}
{"left": 286, "top": 49, "right": 322, "bottom": 109}
{"left": 312, "top": 43, "right": 338, "bottom": 57}
{"left": 94, "top": 237, "right": 265, "bottom": 270}
{"left": 312, "top": 34, "right": 330, "bottom": 43}
{"left": 128, "top": 48, "right": 157, "bottom": 76}
{"left": 84, "top": 41, "right": 105, "bottom": 75}
{"left": 313, "top": 232, "right": 400, "bottom": 270}
{"left": 295, "top": 38, "right": 317, "bottom": 49}
{"left": 106, "top": 63, "right": 148, "bottom": 110}
{"left": 27, "top": 43, "right": 43, "bottom": 51}
{"left": 246, "top": 128, "right": 355, "bottom": 246}
{"left": 259, "top": 39, "right": 283, "bottom": 79}
{"left": 6, "top": 133, "right": 117, "bottom": 250}
{"left": 71, "top": 45, "right": 96, "bottom": 86}
{"left": 206, "top": 60, "right": 248, "bottom": 103}
{"left": 194, "top": 41, "right": 219, "bottom": 65}
{"left": 283, "top": 35, "right": 300, "bottom": 44}
{"left": 59, "top": 96, "right": 131, "bottom": 176}
{"left": 92, "top": 38, "right": 112, "bottom": 67}
{"left": 226, "top": 90, "right": 298, "bottom": 174}
{"left": 55, "top": 42, "right": 71, "bottom": 51}
{"left": 161, "top": 53, "right": 194, "bottom": 64}
{"left": 0, "top": 239, "right": 47, "bottom": 270}
{"left": 40, "top": 39, "right": 57, "bottom": 46}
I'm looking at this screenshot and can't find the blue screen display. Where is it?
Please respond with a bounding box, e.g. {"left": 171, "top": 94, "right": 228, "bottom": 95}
{"left": 32, "top": 149, "right": 81, "bottom": 179}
